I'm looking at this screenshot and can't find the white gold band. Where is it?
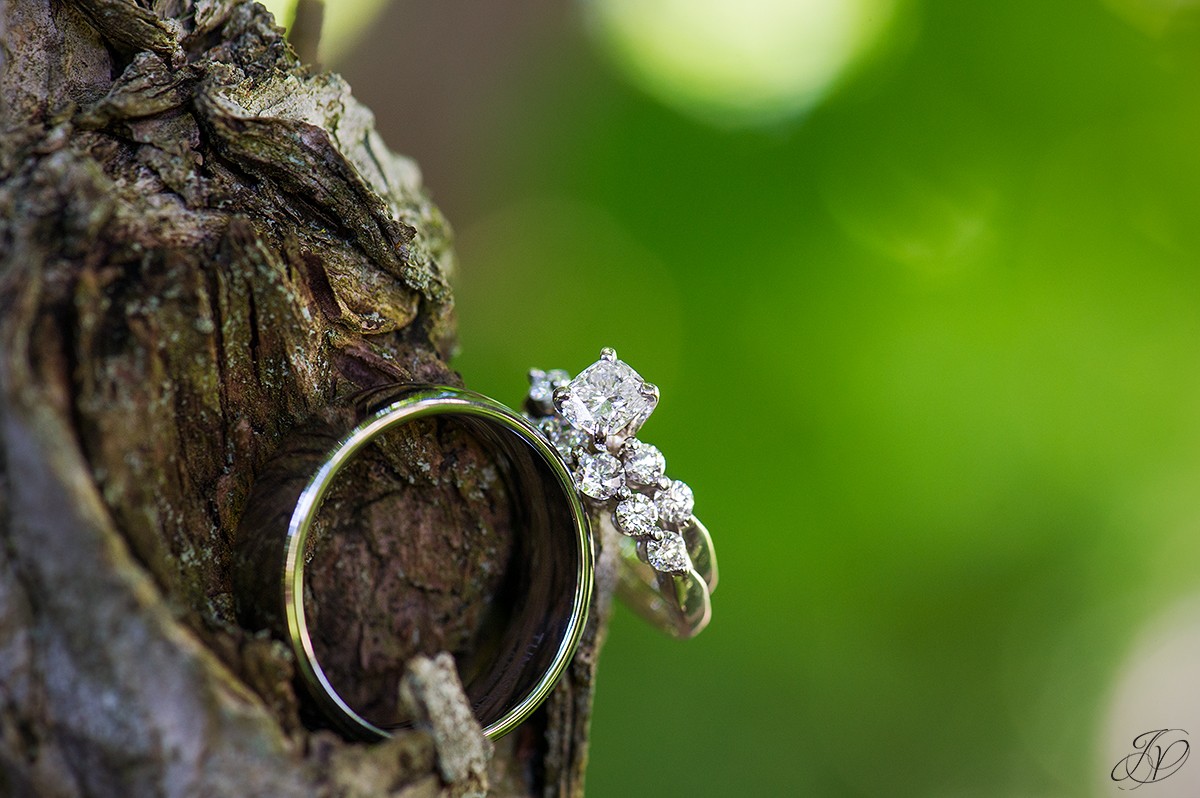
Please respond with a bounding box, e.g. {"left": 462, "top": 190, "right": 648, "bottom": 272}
{"left": 234, "top": 385, "right": 595, "bottom": 739}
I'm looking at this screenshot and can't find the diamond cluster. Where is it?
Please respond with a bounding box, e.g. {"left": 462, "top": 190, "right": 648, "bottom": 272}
{"left": 526, "top": 349, "right": 696, "bottom": 575}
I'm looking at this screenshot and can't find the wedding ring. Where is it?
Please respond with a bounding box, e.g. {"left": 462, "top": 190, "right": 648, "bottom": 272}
{"left": 525, "top": 349, "right": 718, "bottom": 639}
{"left": 233, "top": 385, "right": 594, "bottom": 741}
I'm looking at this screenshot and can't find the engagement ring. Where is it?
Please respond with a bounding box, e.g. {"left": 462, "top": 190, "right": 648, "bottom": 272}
{"left": 525, "top": 349, "right": 718, "bottom": 639}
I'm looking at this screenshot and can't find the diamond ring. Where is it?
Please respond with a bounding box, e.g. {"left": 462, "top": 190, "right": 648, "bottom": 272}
{"left": 234, "top": 385, "right": 594, "bottom": 740}
{"left": 525, "top": 349, "right": 718, "bottom": 639}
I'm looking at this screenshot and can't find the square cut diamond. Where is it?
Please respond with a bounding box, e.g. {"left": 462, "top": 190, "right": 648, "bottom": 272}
{"left": 557, "top": 357, "right": 655, "bottom": 439}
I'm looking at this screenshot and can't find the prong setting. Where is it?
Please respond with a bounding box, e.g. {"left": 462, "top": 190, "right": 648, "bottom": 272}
{"left": 523, "top": 348, "right": 704, "bottom": 576}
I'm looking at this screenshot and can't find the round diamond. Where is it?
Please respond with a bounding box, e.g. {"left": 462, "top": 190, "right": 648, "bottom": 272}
{"left": 557, "top": 357, "right": 654, "bottom": 439}
{"left": 538, "top": 416, "right": 587, "bottom": 464}
{"left": 576, "top": 450, "right": 623, "bottom": 500}
{"left": 536, "top": 415, "right": 560, "bottom": 441}
{"left": 646, "top": 532, "right": 691, "bottom": 574}
{"left": 655, "top": 479, "right": 694, "bottom": 526}
{"left": 622, "top": 441, "right": 665, "bottom": 485}
{"left": 529, "top": 368, "right": 570, "bottom": 406}
{"left": 614, "top": 494, "right": 659, "bottom": 538}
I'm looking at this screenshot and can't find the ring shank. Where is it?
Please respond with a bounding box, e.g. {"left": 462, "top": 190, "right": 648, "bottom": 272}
{"left": 451, "top": 418, "right": 581, "bottom": 726}
{"left": 234, "top": 386, "right": 593, "bottom": 741}
{"left": 614, "top": 517, "right": 718, "bottom": 640}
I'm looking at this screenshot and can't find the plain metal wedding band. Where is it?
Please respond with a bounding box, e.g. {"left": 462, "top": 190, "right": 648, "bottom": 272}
{"left": 233, "top": 385, "right": 594, "bottom": 741}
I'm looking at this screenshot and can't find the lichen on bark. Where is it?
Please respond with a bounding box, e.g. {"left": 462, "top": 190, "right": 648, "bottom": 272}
{"left": 0, "top": 1, "right": 613, "bottom": 795}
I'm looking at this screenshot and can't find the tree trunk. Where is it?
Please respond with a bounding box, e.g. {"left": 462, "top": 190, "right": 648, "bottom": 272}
{"left": 0, "top": 2, "right": 613, "bottom": 795}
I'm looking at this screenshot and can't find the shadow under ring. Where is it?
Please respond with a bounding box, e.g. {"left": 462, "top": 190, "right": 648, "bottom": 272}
{"left": 234, "top": 385, "right": 594, "bottom": 741}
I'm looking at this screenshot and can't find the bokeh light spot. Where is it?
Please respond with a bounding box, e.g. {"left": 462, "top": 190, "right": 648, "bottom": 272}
{"left": 1104, "top": 0, "right": 1200, "bottom": 36}
{"left": 260, "top": 0, "right": 393, "bottom": 63}
{"left": 588, "top": 0, "right": 899, "bottom": 126}
{"left": 821, "top": 152, "right": 1002, "bottom": 279}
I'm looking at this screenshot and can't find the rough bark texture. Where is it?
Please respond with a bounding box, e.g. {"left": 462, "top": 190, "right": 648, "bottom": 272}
{"left": 0, "top": 1, "right": 614, "bottom": 795}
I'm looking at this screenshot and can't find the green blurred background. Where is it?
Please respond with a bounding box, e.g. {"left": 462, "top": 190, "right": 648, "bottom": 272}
{"left": 274, "top": 0, "right": 1200, "bottom": 793}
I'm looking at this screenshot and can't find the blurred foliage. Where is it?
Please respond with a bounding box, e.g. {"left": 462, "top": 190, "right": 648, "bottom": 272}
{"left": 584, "top": 0, "right": 903, "bottom": 126}
{"left": 319, "top": 0, "right": 1200, "bottom": 794}
{"left": 450, "top": 1, "right": 1200, "bottom": 795}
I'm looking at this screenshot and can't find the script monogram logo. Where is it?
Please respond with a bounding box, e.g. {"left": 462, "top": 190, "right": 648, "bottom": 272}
{"left": 1111, "top": 729, "right": 1190, "bottom": 789}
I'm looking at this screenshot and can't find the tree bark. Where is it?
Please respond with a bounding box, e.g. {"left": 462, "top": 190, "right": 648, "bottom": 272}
{"left": 0, "top": 2, "right": 613, "bottom": 795}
